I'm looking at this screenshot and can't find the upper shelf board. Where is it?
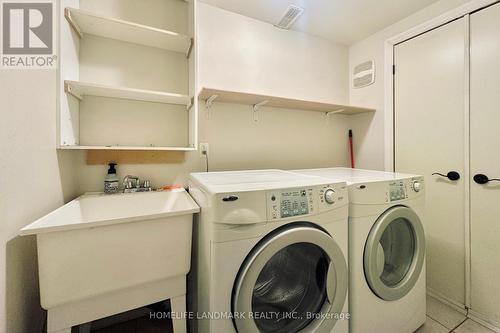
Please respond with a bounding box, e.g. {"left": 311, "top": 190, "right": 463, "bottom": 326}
{"left": 65, "top": 80, "right": 192, "bottom": 107}
{"left": 198, "top": 88, "right": 375, "bottom": 115}
{"left": 65, "top": 7, "right": 193, "bottom": 56}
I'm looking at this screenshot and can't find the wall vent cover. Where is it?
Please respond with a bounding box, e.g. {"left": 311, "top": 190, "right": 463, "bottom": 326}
{"left": 275, "top": 5, "right": 304, "bottom": 29}
{"left": 353, "top": 60, "right": 375, "bottom": 88}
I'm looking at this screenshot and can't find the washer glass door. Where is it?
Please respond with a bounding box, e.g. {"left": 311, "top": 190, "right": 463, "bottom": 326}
{"left": 232, "top": 224, "right": 347, "bottom": 333}
{"left": 364, "top": 206, "right": 425, "bottom": 301}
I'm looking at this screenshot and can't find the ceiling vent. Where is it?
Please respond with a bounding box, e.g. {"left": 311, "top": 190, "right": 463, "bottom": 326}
{"left": 275, "top": 5, "right": 304, "bottom": 29}
{"left": 353, "top": 60, "right": 375, "bottom": 88}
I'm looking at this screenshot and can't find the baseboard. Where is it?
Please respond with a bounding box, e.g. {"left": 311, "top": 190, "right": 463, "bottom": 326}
{"left": 427, "top": 288, "right": 500, "bottom": 332}
{"left": 468, "top": 310, "right": 500, "bottom": 333}
{"left": 426, "top": 288, "right": 467, "bottom": 314}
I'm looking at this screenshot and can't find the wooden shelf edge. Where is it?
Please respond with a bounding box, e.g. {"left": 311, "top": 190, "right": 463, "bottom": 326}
{"left": 198, "top": 87, "right": 376, "bottom": 115}
{"left": 58, "top": 146, "right": 196, "bottom": 151}
{"left": 86, "top": 150, "right": 186, "bottom": 165}
{"left": 65, "top": 7, "right": 192, "bottom": 54}
{"left": 64, "top": 80, "right": 191, "bottom": 106}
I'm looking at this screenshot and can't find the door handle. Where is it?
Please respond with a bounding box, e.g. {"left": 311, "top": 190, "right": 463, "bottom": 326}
{"left": 326, "top": 261, "right": 336, "bottom": 304}
{"left": 473, "top": 174, "right": 500, "bottom": 185}
{"left": 432, "top": 171, "right": 460, "bottom": 181}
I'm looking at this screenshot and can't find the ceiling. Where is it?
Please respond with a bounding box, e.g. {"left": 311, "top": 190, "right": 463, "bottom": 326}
{"left": 199, "top": 0, "right": 440, "bottom": 45}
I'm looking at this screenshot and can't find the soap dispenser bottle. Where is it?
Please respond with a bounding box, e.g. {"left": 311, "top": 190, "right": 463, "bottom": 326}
{"left": 104, "top": 163, "right": 119, "bottom": 194}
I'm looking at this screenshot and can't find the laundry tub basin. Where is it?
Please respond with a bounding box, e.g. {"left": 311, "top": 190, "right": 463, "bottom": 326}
{"left": 20, "top": 189, "right": 199, "bottom": 331}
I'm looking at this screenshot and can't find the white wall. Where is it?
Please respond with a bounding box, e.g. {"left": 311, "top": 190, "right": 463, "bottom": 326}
{"left": 77, "top": 3, "right": 352, "bottom": 193}
{"left": 348, "top": 0, "right": 469, "bottom": 170}
{"left": 198, "top": 3, "right": 349, "bottom": 104}
{"left": 0, "top": 71, "right": 80, "bottom": 333}
{"left": 2, "top": 1, "right": 480, "bottom": 331}
{"left": 0, "top": 4, "right": 351, "bottom": 332}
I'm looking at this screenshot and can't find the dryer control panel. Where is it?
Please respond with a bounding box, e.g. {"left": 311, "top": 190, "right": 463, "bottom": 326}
{"left": 266, "top": 184, "right": 347, "bottom": 221}
{"left": 389, "top": 181, "right": 407, "bottom": 201}
{"left": 385, "top": 177, "right": 425, "bottom": 203}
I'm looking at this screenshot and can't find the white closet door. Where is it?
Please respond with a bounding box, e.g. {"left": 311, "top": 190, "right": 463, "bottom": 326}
{"left": 394, "top": 18, "right": 466, "bottom": 306}
{"left": 470, "top": 3, "right": 500, "bottom": 325}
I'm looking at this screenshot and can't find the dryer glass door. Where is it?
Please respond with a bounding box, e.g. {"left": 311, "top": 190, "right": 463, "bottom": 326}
{"left": 364, "top": 206, "right": 425, "bottom": 301}
{"left": 232, "top": 224, "right": 347, "bottom": 333}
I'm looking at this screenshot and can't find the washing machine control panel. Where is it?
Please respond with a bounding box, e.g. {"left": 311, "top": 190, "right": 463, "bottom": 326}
{"left": 267, "top": 184, "right": 347, "bottom": 220}
{"left": 268, "top": 188, "right": 314, "bottom": 219}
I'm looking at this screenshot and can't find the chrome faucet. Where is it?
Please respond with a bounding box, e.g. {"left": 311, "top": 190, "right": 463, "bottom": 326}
{"left": 122, "top": 175, "right": 152, "bottom": 193}
{"left": 123, "top": 175, "right": 140, "bottom": 190}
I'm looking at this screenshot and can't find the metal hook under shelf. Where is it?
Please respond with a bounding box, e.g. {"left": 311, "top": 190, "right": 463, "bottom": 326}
{"left": 205, "top": 95, "right": 218, "bottom": 120}
{"left": 252, "top": 100, "right": 269, "bottom": 122}
{"left": 325, "top": 109, "right": 345, "bottom": 116}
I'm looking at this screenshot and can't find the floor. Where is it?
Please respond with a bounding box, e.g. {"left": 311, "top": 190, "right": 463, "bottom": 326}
{"left": 85, "top": 295, "right": 496, "bottom": 333}
{"left": 418, "top": 295, "right": 497, "bottom": 333}
{"left": 90, "top": 316, "right": 172, "bottom": 333}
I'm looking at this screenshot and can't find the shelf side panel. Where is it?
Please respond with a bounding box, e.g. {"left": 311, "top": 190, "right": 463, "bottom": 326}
{"left": 59, "top": 0, "right": 80, "bottom": 146}
{"left": 188, "top": 0, "right": 198, "bottom": 149}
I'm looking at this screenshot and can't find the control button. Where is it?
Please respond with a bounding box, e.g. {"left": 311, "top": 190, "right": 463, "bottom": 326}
{"left": 413, "top": 181, "right": 422, "bottom": 192}
{"left": 324, "top": 189, "right": 335, "bottom": 204}
{"left": 271, "top": 195, "right": 276, "bottom": 201}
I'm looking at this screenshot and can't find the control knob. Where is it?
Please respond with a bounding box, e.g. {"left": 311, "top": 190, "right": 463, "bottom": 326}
{"left": 412, "top": 181, "right": 422, "bottom": 192}
{"left": 324, "top": 189, "right": 336, "bottom": 204}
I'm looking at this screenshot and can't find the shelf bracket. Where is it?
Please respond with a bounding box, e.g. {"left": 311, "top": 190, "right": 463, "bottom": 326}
{"left": 186, "top": 38, "right": 194, "bottom": 59}
{"left": 205, "top": 95, "right": 218, "bottom": 120}
{"left": 325, "top": 109, "right": 345, "bottom": 116}
{"left": 252, "top": 100, "right": 269, "bottom": 122}
{"left": 64, "top": 8, "right": 83, "bottom": 39}
{"left": 186, "top": 97, "right": 194, "bottom": 111}
{"left": 64, "top": 82, "right": 83, "bottom": 101}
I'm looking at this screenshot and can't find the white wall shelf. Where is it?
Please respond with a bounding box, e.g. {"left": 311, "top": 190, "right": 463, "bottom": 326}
{"left": 199, "top": 88, "right": 375, "bottom": 115}
{"left": 65, "top": 7, "right": 193, "bottom": 56}
{"left": 58, "top": 145, "right": 196, "bottom": 151}
{"left": 58, "top": 0, "right": 198, "bottom": 151}
{"left": 64, "top": 80, "right": 192, "bottom": 107}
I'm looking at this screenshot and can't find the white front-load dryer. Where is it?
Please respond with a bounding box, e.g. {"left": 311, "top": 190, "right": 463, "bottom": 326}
{"left": 188, "top": 170, "right": 350, "bottom": 333}
{"left": 291, "top": 168, "right": 426, "bottom": 333}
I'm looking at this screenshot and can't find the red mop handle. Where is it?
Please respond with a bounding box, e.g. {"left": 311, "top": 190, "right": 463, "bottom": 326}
{"left": 349, "top": 130, "right": 355, "bottom": 168}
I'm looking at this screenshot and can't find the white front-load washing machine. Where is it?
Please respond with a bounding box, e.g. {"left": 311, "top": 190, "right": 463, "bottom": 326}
{"left": 291, "top": 168, "right": 426, "bottom": 333}
{"left": 188, "top": 170, "right": 350, "bottom": 333}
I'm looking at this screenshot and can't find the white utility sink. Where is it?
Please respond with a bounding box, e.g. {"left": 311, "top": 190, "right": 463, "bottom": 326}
{"left": 21, "top": 189, "right": 199, "bottom": 333}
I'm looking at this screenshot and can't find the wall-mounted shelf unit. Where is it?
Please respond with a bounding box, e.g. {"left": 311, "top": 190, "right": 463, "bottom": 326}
{"left": 64, "top": 81, "right": 192, "bottom": 107}
{"left": 64, "top": 7, "right": 193, "bottom": 56}
{"left": 199, "top": 88, "right": 375, "bottom": 115}
{"left": 58, "top": 0, "right": 198, "bottom": 151}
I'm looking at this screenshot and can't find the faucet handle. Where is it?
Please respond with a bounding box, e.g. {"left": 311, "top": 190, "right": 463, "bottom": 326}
{"left": 143, "top": 180, "right": 151, "bottom": 188}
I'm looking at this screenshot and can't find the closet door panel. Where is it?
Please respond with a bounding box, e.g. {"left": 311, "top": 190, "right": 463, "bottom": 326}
{"left": 470, "top": 3, "right": 500, "bottom": 325}
{"left": 394, "top": 18, "right": 466, "bottom": 306}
